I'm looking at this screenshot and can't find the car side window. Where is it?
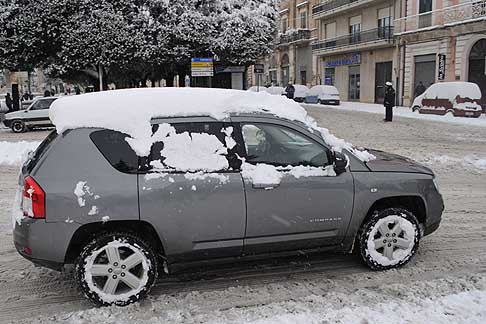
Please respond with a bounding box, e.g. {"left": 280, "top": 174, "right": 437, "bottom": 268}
{"left": 144, "top": 122, "right": 240, "bottom": 172}
{"left": 240, "top": 123, "right": 330, "bottom": 167}
{"left": 90, "top": 130, "right": 139, "bottom": 173}
{"left": 31, "top": 99, "right": 54, "bottom": 110}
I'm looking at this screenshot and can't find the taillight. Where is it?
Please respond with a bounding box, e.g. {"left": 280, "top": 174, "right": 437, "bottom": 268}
{"left": 22, "top": 176, "right": 45, "bottom": 219}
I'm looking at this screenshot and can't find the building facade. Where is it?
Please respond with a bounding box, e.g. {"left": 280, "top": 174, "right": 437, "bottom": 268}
{"left": 395, "top": 0, "right": 486, "bottom": 106}
{"left": 311, "top": 0, "right": 400, "bottom": 103}
{"left": 255, "top": 0, "right": 318, "bottom": 87}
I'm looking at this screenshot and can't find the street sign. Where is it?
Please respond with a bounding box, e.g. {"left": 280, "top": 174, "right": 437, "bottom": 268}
{"left": 254, "top": 64, "right": 264, "bottom": 74}
{"left": 438, "top": 54, "right": 446, "bottom": 81}
{"left": 191, "top": 58, "right": 214, "bottom": 77}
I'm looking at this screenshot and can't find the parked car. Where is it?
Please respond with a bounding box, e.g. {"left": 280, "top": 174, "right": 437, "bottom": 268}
{"left": 411, "top": 82, "right": 482, "bottom": 117}
{"left": 2, "top": 97, "right": 58, "bottom": 132}
{"left": 247, "top": 86, "right": 285, "bottom": 96}
{"left": 305, "top": 85, "right": 340, "bottom": 105}
{"left": 13, "top": 88, "right": 443, "bottom": 306}
{"left": 284, "top": 85, "right": 309, "bottom": 103}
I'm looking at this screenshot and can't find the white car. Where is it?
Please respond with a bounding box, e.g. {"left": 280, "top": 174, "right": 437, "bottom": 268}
{"left": 306, "top": 85, "right": 340, "bottom": 105}
{"left": 3, "top": 97, "right": 58, "bottom": 132}
{"left": 247, "top": 86, "right": 285, "bottom": 96}
{"left": 287, "top": 85, "right": 310, "bottom": 103}
{"left": 411, "top": 82, "right": 483, "bottom": 117}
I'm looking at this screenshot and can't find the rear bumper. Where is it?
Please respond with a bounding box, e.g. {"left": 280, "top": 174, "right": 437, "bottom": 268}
{"left": 13, "top": 217, "right": 79, "bottom": 270}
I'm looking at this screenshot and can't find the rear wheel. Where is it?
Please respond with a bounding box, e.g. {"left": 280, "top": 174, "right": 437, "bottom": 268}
{"left": 75, "top": 231, "right": 158, "bottom": 306}
{"left": 359, "top": 208, "right": 420, "bottom": 270}
{"left": 11, "top": 120, "right": 26, "bottom": 133}
{"left": 412, "top": 106, "right": 420, "bottom": 112}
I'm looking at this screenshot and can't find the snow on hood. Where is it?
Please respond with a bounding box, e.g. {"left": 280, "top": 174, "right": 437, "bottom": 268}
{"left": 49, "top": 88, "right": 373, "bottom": 161}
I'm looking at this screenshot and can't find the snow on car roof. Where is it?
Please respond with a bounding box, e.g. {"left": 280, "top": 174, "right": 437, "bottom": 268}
{"left": 49, "top": 87, "right": 373, "bottom": 161}
{"left": 423, "top": 82, "right": 481, "bottom": 101}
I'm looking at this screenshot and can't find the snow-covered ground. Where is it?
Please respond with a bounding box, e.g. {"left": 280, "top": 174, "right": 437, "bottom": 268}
{"left": 0, "top": 107, "right": 485, "bottom": 323}
{"left": 0, "top": 141, "right": 40, "bottom": 165}
{"left": 303, "top": 102, "right": 486, "bottom": 127}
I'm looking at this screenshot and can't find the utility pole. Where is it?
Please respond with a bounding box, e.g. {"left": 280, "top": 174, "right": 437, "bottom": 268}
{"left": 99, "top": 64, "right": 103, "bottom": 91}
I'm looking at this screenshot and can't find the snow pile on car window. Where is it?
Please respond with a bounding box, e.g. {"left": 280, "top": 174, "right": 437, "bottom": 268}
{"left": 0, "top": 141, "right": 41, "bottom": 165}
{"left": 241, "top": 163, "right": 336, "bottom": 186}
{"left": 149, "top": 130, "right": 229, "bottom": 173}
{"left": 50, "top": 88, "right": 373, "bottom": 161}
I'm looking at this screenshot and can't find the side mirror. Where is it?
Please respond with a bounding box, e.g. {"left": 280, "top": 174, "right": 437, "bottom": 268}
{"left": 333, "top": 151, "right": 348, "bottom": 174}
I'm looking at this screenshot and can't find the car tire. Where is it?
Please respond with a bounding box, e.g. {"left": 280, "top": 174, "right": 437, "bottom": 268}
{"left": 11, "top": 120, "right": 26, "bottom": 133}
{"left": 75, "top": 231, "right": 158, "bottom": 306}
{"left": 358, "top": 208, "right": 420, "bottom": 271}
{"left": 412, "top": 106, "right": 420, "bottom": 112}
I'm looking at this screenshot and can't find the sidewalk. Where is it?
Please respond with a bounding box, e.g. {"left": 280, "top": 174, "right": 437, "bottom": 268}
{"left": 303, "top": 101, "right": 486, "bottom": 127}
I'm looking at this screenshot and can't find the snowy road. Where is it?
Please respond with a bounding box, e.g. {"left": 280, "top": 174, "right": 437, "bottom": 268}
{"left": 0, "top": 107, "right": 485, "bottom": 323}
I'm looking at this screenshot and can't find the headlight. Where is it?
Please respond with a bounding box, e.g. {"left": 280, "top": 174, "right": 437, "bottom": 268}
{"left": 432, "top": 178, "right": 441, "bottom": 193}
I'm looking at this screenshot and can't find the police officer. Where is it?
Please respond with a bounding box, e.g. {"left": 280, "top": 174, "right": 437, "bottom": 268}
{"left": 384, "top": 82, "right": 395, "bottom": 122}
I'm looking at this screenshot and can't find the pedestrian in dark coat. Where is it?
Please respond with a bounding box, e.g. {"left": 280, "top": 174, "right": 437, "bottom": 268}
{"left": 285, "top": 82, "right": 295, "bottom": 100}
{"left": 5, "top": 93, "right": 13, "bottom": 112}
{"left": 383, "top": 82, "right": 395, "bottom": 122}
{"left": 414, "top": 81, "right": 426, "bottom": 97}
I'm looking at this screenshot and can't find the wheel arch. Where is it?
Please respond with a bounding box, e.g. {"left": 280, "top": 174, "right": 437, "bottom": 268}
{"left": 65, "top": 220, "right": 166, "bottom": 265}
{"left": 362, "top": 195, "right": 426, "bottom": 227}
{"left": 347, "top": 195, "right": 426, "bottom": 253}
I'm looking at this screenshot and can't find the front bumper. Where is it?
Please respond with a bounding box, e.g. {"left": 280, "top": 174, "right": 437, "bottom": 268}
{"left": 321, "top": 100, "right": 340, "bottom": 105}
{"left": 13, "top": 217, "right": 79, "bottom": 271}
{"left": 424, "top": 188, "right": 444, "bottom": 236}
{"left": 2, "top": 119, "right": 12, "bottom": 128}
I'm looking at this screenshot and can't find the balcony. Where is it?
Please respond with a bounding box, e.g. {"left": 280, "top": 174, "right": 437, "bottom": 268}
{"left": 312, "top": 26, "right": 394, "bottom": 55}
{"left": 278, "top": 29, "right": 316, "bottom": 47}
{"left": 312, "top": 0, "right": 378, "bottom": 19}
{"left": 395, "top": 0, "right": 486, "bottom": 35}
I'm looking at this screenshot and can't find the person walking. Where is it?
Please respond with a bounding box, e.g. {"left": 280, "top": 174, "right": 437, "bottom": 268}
{"left": 285, "top": 81, "right": 295, "bottom": 100}
{"left": 383, "top": 82, "right": 395, "bottom": 122}
{"left": 414, "top": 81, "right": 426, "bottom": 97}
{"left": 5, "top": 93, "right": 13, "bottom": 112}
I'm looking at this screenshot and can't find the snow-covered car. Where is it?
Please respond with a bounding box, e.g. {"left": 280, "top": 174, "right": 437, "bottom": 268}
{"left": 247, "top": 86, "right": 285, "bottom": 96}
{"left": 2, "top": 97, "right": 58, "bottom": 132}
{"left": 412, "top": 82, "right": 482, "bottom": 117}
{"left": 284, "top": 85, "right": 309, "bottom": 103}
{"left": 305, "top": 85, "right": 340, "bottom": 105}
{"left": 13, "top": 88, "right": 443, "bottom": 306}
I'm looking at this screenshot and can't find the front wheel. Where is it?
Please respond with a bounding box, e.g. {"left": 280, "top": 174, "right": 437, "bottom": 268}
{"left": 359, "top": 208, "right": 420, "bottom": 270}
{"left": 75, "top": 232, "right": 158, "bottom": 306}
{"left": 11, "top": 120, "right": 26, "bottom": 133}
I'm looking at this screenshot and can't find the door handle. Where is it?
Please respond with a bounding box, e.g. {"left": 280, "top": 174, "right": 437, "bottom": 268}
{"left": 252, "top": 183, "right": 280, "bottom": 190}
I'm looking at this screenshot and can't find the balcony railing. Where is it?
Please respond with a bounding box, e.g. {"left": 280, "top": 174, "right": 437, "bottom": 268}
{"left": 278, "top": 29, "right": 314, "bottom": 45}
{"left": 312, "top": 0, "right": 358, "bottom": 16}
{"left": 395, "top": 0, "right": 486, "bottom": 34}
{"left": 312, "top": 26, "right": 393, "bottom": 52}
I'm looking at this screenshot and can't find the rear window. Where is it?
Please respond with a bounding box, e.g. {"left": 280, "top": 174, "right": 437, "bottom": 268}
{"left": 25, "top": 130, "right": 58, "bottom": 173}
{"left": 90, "top": 130, "right": 139, "bottom": 173}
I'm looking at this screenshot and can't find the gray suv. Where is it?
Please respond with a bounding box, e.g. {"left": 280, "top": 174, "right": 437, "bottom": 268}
{"left": 13, "top": 113, "right": 443, "bottom": 306}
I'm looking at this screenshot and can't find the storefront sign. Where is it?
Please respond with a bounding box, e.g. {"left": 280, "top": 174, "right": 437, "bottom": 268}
{"left": 325, "top": 53, "right": 361, "bottom": 68}
{"left": 254, "top": 64, "right": 264, "bottom": 74}
{"left": 438, "top": 54, "right": 446, "bottom": 81}
{"left": 191, "top": 58, "right": 214, "bottom": 77}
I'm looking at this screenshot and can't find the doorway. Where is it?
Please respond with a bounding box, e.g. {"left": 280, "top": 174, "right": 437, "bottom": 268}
{"left": 348, "top": 65, "right": 360, "bottom": 101}
{"left": 375, "top": 61, "right": 392, "bottom": 103}
{"left": 468, "top": 39, "right": 486, "bottom": 111}
{"left": 414, "top": 54, "right": 436, "bottom": 99}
